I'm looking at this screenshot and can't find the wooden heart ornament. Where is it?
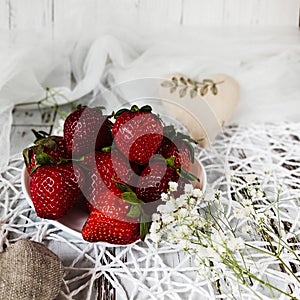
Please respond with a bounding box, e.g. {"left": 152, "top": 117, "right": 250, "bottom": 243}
{"left": 0, "top": 240, "right": 64, "bottom": 300}
{"left": 159, "top": 73, "right": 240, "bottom": 147}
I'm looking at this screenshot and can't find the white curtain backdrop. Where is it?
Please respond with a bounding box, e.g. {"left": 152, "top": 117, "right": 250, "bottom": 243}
{"left": 0, "top": 26, "right": 300, "bottom": 170}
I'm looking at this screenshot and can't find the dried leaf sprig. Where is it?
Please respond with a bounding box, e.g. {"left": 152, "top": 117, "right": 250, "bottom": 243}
{"left": 161, "top": 76, "right": 224, "bottom": 98}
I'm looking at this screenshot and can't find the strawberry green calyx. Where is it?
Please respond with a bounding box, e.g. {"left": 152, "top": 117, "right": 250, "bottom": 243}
{"left": 115, "top": 180, "right": 150, "bottom": 240}
{"left": 140, "top": 215, "right": 151, "bottom": 241}
{"left": 113, "top": 104, "right": 153, "bottom": 119}
{"left": 165, "top": 156, "right": 199, "bottom": 182}
{"left": 176, "top": 166, "right": 200, "bottom": 182}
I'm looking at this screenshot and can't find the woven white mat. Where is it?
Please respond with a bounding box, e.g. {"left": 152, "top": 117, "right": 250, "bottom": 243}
{"left": 0, "top": 122, "right": 299, "bottom": 300}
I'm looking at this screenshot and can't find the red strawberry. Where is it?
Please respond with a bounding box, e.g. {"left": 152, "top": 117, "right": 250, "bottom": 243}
{"left": 81, "top": 150, "right": 138, "bottom": 205}
{"left": 23, "top": 134, "right": 70, "bottom": 175}
{"left": 136, "top": 160, "right": 186, "bottom": 206}
{"left": 156, "top": 126, "right": 194, "bottom": 171}
{"left": 82, "top": 187, "right": 147, "bottom": 244}
{"left": 82, "top": 209, "right": 140, "bottom": 245}
{"left": 29, "top": 163, "right": 85, "bottom": 219}
{"left": 63, "top": 106, "right": 112, "bottom": 156}
{"left": 112, "top": 105, "right": 163, "bottom": 165}
{"left": 87, "top": 186, "right": 131, "bottom": 218}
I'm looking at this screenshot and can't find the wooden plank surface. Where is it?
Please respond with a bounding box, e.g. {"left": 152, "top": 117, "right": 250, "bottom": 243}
{"left": 0, "top": 0, "right": 299, "bottom": 39}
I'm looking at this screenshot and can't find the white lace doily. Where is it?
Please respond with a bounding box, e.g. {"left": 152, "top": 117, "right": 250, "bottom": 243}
{"left": 1, "top": 122, "right": 299, "bottom": 300}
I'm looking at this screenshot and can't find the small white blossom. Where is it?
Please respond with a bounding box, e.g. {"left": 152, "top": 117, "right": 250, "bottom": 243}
{"left": 184, "top": 184, "right": 194, "bottom": 195}
{"left": 150, "top": 232, "right": 162, "bottom": 243}
{"left": 233, "top": 206, "right": 253, "bottom": 219}
{"left": 161, "top": 214, "right": 174, "bottom": 225}
{"left": 161, "top": 192, "right": 169, "bottom": 201}
{"left": 177, "top": 208, "right": 189, "bottom": 219}
{"left": 206, "top": 246, "right": 223, "bottom": 262}
{"left": 149, "top": 221, "right": 161, "bottom": 234}
{"left": 227, "top": 237, "right": 245, "bottom": 251}
{"left": 192, "top": 188, "right": 203, "bottom": 199}
{"left": 157, "top": 199, "right": 176, "bottom": 214}
{"left": 152, "top": 213, "right": 161, "bottom": 222}
{"left": 242, "top": 225, "right": 252, "bottom": 234}
{"left": 168, "top": 181, "right": 178, "bottom": 192}
{"left": 175, "top": 194, "right": 187, "bottom": 208}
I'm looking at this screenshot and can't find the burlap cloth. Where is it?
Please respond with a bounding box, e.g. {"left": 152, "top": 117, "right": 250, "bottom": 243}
{"left": 0, "top": 240, "right": 64, "bottom": 300}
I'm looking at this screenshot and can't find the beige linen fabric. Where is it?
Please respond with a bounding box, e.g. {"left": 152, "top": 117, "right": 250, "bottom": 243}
{"left": 0, "top": 240, "right": 64, "bottom": 300}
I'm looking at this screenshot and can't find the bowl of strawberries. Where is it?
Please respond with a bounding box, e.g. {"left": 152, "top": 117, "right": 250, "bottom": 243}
{"left": 21, "top": 104, "right": 206, "bottom": 246}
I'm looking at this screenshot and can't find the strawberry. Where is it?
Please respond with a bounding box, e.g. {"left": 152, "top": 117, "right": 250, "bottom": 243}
{"left": 136, "top": 157, "right": 199, "bottom": 214}
{"left": 81, "top": 150, "right": 138, "bottom": 205}
{"left": 23, "top": 133, "right": 70, "bottom": 175}
{"left": 112, "top": 105, "right": 163, "bottom": 165}
{"left": 87, "top": 186, "right": 131, "bottom": 218}
{"left": 136, "top": 160, "right": 185, "bottom": 205}
{"left": 63, "top": 106, "right": 112, "bottom": 156}
{"left": 156, "top": 126, "right": 195, "bottom": 171}
{"left": 82, "top": 187, "right": 148, "bottom": 244}
{"left": 82, "top": 209, "right": 140, "bottom": 245}
{"left": 29, "top": 163, "right": 85, "bottom": 220}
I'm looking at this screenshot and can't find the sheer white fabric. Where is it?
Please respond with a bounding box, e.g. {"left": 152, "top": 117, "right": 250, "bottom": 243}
{"left": 0, "top": 27, "right": 300, "bottom": 170}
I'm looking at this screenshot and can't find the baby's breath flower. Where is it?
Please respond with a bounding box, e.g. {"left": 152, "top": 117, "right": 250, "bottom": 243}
{"left": 227, "top": 237, "right": 245, "bottom": 251}
{"left": 157, "top": 199, "right": 176, "bottom": 214}
{"left": 168, "top": 181, "right": 178, "bottom": 192}
{"left": 149, "top": 221, "right": 161, "bottom": 234}
{"left": 150, "top": 232, "right": 162, "bottom": 243}
{"left": 175, "top": 194, "right": 187, "bottom": 208}
{"left": 233, "top": 206, "right": 252, "bottom": 219}
{"left": 177, "top": 208, "right": 189, "bottom": 219}
{"left": 241, "top": 225, "right": 251, "bottom": 234}
{"left": 161, "top": 192, "right": 169, "bottom": 201}
{"left": 161, "top": 213, "right": 174, "bottom": 225}
{"left": 152, "top": 213, "right": 161, "bottom": 222}
{"left": 192, "top": 188, "right": 203, "bottom": 199}
{"left": 184, "top": 184, "right": 194, "bottom": 195}
{"left": 206, "top": 246, "right": 223, "bottom": 263}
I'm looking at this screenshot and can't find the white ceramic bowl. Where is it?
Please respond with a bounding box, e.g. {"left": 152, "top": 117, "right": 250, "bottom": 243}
{"left": 21, "top": 159, "right": 206, "bottom": 245}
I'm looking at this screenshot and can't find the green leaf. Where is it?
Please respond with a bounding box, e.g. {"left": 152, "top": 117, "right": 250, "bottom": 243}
{"left": 187, "top": 78, "right": 196, "bottom": 85}
{"left": 211, "top": 84, "right": 218, "bottom": 95}
{"left": 161, "top": 80, "right": 173, "bottom": 88}
{"left": 165, "top": 156, "right": 175, "bottom": 168}
{"left": 122, "top": 192, "right": 143, "bottom": 204}
{"left": 35, "top": 137, "right": 57, "bottom": 150}
{"left": 139, "top": 214, "right": 151, "bottom": 241}
{"left": 170, "top": 86, "right": 177, "bottom": 94}
{"left": 114, "top": 180, "right": 133, "bottom": 193}
{"left": 179, "top": 87, "right": 188, "bottom": 98}
{"left": 101, "top": 146, "right": 112, "bottom": 153}
{"left": 32, "top": 129, "right": 49, "bottom": 141}
{"left": 179, "top": 76, "right": 187, "bottom": 85}
{"left": 127, "top": 205, "right": 141, "bottom": 218}
{"left": 140, "top": 105, "right": 152, "bottom": 113}
{"left": 200, "top": 85, "right": 208, "bottom": 96}
{"left": 35, "top": 152, "right": 56, "bottom": 166}
{"left": 203, "top": 78, "right": 214, "bottom": 84}
{"left": 171, "top": 76, "right": 178, "bottom": 85}
{"left": 114, "top": 108, "right": 129, "bottom": 118}
{"left": 178, "top": 166, "right": 200, "bottom": 182}
{"left": 190, "top": 88, "right": 197, "bottom": 99}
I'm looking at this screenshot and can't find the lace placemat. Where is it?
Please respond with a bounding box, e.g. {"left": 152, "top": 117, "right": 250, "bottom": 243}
{"left": 1, "top": 122, "right": 299, "bottom": 300}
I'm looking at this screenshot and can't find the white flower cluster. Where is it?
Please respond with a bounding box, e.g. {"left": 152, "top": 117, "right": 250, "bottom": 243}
{"left": 149, "top": 182, "right": 245, "bottom": 270}
{"left": 148, "top": 177, "right": 300, "bottom": 298}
